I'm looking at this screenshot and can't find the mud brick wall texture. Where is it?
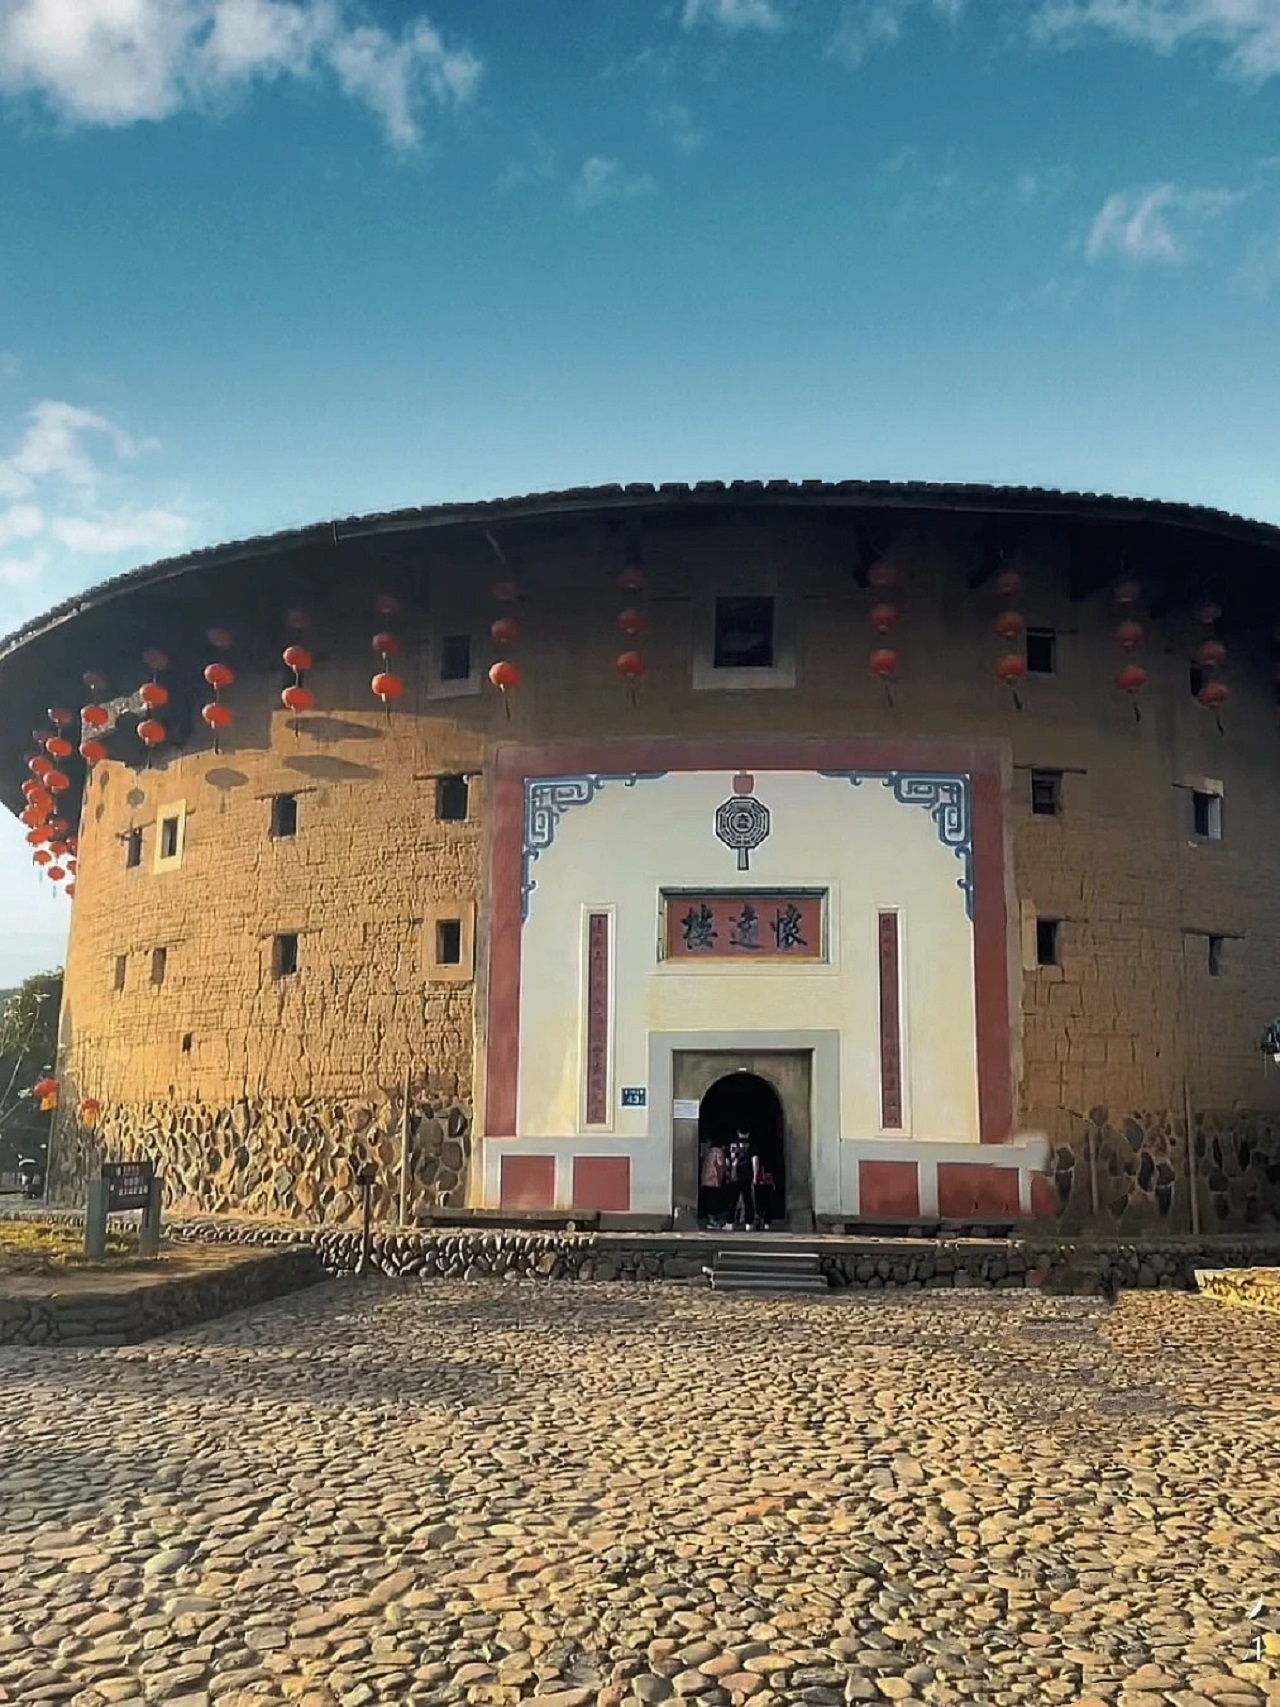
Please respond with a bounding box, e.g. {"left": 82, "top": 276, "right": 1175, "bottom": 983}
{"left": 29, "top": 509, "right": 1280, "bottom": 1233}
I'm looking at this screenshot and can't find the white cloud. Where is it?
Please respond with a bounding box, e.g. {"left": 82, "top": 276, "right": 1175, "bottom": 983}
{"left": 681, "top": 0, "right": 787, "bottom": 32}
{"left": 827, "top": 0, "right": 967, "bottom": 65}
{"left": 0, "top": 504, "right": 42, "bottom": 549}
{"left": 0, "top": 549, "right": 47, "bottom": 587}
{"left": 49, "top": 508, "right": 192, "bottom": 555}
{"left": 1085, "top": 182, "right": 1242, "bottom": 263}
{"left": 1033, "top": 0, "right": 1280, "bottom": 81}
{"left": 652, "top": 101, "right": 703, "bottom": 152}
{"left": 0, "top": 0, "right": 481, "bottom": 147}
{"left": 569, "top": 156, "right": 657, "bottom": 209}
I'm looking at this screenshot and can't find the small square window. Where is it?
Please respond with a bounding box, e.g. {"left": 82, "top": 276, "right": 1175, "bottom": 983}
{"left": 1030, "top": 770, "right": 1062, "bottom": 817}
{"left": 713, "top": 596, "right": 775, "bottom": 670}
{"left": 1026, "top": 629, "right": 1057, "bottom": 674}
{"left": 159, "top": 816, "right": 179, "bottom": 860}
{"left": 126, "top": 827, "right": 143, "bottom": 869}
{"left": 440, "top": 634, "right": 472, "bottom": 682}
{"left": 270, "top": 793, "right": 298, "bottom": 839}
{"left": 436, "top": 775, "right": 469, "bottom": 822}
{"left": 435, "top": 919, "right": 462, "bottom": 966}
{"left": 1192, "top": 790, "right": 1222, "bottom": 841}
{"left": 1036, "top": 918, "right": 1060, "bottom": 967}
{"left": 1208, "top": 935, "right": 1225, "bottom": 977}
{"left": 273, "top": 933, "right": 299, "bottom": 979}
{"left": 151, "top": 946, "right": 167, "bottom": 987}
{"left": 181, "top": 1031, "right": 193, "bottom": 1053}
{"left": 113, "top": 955, "right": 127, "bottom": 992}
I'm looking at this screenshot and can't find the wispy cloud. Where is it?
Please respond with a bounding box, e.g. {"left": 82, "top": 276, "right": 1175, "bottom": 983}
{"left": 1033, "top": 0, "right": 1280, "bottom": 82}
{"left": 569, "top": 156, "right": 658, "bottom": 209}
{"left": 828, "top": 0, "right": 966, "bottom": 66}
{"left": 1085, "top": 183, "right": 1243, "bottom": 263}
{"left": 0, "top": 0, "right": 481, "bottom": 147}
{"left": 0, "top": 401, "right": 195, "bottom": 599}
{"left": 681, "top": 0, "right": 788, "bottom": 33}
{"left": 651, "top": 100, "right": 704, "bottom": 152}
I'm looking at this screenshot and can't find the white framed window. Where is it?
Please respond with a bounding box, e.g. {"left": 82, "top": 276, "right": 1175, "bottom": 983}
{"left": 691, "top": 580, "right": 797, "bottom": 691}
{"left": 424, "top": 899, "right": 476, "bottom": 982}
{"left": 154, "top": 803, "right": 187, "bottom": 873}
{"left": 426, "top": 631, "right": 480, "bottom": 700}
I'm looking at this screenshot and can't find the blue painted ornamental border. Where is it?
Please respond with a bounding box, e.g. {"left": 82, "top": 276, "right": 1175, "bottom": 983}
{"left": 522, "top": 773, "right": 668, "bottom": 920}
{"left": 818, "top": 771, "right": 974, "bottom": 921}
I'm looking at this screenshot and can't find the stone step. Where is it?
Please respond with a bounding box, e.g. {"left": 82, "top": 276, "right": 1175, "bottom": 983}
{"left": 708, "top": 1248, "right": 829, "bottom": 1295}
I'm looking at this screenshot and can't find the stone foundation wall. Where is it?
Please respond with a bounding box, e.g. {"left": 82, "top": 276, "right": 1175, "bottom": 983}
{"left": 1193, "top": 1266, "right": 1280, "bottom": 1314}
{"left": 1038, "top": 1108, "right": 1280, "bottom": 1235}
{"left": 48, "top": 1085, "right": 473, "bottom": 1225}
{"left": 0, "top": 1246, "right": 323, "bottom": 1347}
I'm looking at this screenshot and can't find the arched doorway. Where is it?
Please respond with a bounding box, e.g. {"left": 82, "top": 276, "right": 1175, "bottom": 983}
{"left": 697, "top": 1070, "right": 785, "bottom": 1228}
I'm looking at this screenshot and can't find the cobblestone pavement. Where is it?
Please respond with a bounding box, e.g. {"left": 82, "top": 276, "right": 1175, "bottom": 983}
{"left": 1, "top": 1281, "right": 1278, "bottom": 1707}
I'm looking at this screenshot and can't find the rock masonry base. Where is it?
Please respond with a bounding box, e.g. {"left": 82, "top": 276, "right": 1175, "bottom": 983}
{"left": 1193, "top": 1266, "right": 1280, "bottom": 1314}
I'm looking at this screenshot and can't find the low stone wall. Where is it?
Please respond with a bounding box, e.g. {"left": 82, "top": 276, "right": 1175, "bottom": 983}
{"left": 0, "top": 1246, "right": 324, "bottom": 1348}
{"left": 162, "top": 1218, "right": 1280, "bottom": 1296}
{"left": 1194, "top": 1266, "right": 1280, "bottom": 1315}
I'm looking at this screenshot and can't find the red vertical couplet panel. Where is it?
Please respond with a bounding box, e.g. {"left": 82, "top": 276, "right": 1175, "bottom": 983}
{"left": 878, "top": 910, "right": 904, "bottom": 1130}
{"left": 585, "top": 911, "right": 611, "bottom": 1126}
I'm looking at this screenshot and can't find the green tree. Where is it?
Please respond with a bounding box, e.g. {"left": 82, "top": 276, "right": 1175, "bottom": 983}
{"left": 0, "top": 969, "right": 63, "bottom": 1175}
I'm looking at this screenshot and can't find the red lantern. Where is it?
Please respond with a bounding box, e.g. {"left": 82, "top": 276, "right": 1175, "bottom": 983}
{"left": 142, "top": 649, "right": 168, "bottom": 674}
{"left": 204, "top": 662, "right": 235, "bottom": 690}
{"left": 33, "top": 849, "right": 51, "bottom": 866}
{"left": 207, "top": 626, "right": 234, "bottom": 650}
{"left": 489, "top": 660, "right": 521, "bottom": 692}
{"left": 870, "top": 603, "right": 899, "bottom": 635}
{"left": 1115, "top": 619, "right": 1144, "bottom": 652}
{"left": 78, "top": 1097, "right": 101, "bottom": 1127}
{"left": 868, "top": 559, "right": 898, "bottom": 590}
{"left": 47, "top": 706, "right": 73, "bottom": 728}
{"left": 1114, "top": 579, "right": 1141, "bottom": 609}
{"left": 281, "top": 685, "right": 314, "bottom": 713}
{"left": 45, "top": 770, "right": 70, "bottom": 792}
{"left": 618, "top": 609, "right": 647, "bottom": 638}
{"left": 19, "top": 807, "right": 42, "bottom": 827}
{"left": 371, "top": 672, "right": 403, "bottom": 704}
{"left": 995, "top": 568, "right": 1023, "bottom": 598}
{"left": 870, "top": 648, "right": 899, "bottom": 680}
{"left": 490, "top": 617, "right": 519, "bottom": 647}
{"left": 1195, "top": 639, "right": 1226, "bottom": 669}
{"left": 282, "top": 645, "right": 313, "bottom": 675}
{"left": 81, "top": 704, "right": 109, "bottom": 730}
{"left": 1197, "top": 681, "right": 1228, "bottom": 711}
{"left": 202, "top": 702, "right": 234, "bottom": 729}
{"left": 43, "top": 735, "right": 71, "bottom": 759}
{"left": 21, "top": 779, "right": 46, "bottom": 800}
{"left": 66, "top": 857, "right": 76, "bottom": 873}
{"left": 65, "top": 883, "right": 75, "bottom": 899}
{"left": 1197, "top": 601, "right": 1222, "bottom": 628}
{"left": 82, "top": 670, "right": 107, "bottom": 695}
{"left": 493, "top": 580, "right": 518, "bottom": 603}
{"left": 28, "top": 755, "right": 50, "bottom": 778}
{"left": 66, "top": 836, "right": 77, "bottom": 853}
{"left": 79, "top": 740, "right": 108, "bottom": 766}
{"left": 996, "top": 654, "right": 1028, "bottom": 684}
{"left": 32, "top": 1077, "right": 58, "bottom": 1102}
{"left": 618, "top": 566, "right": 646, "bottom": 594}
{"left": 137, "top": 720, "right": 166, "bottom": 748}
{"left": 374, "top": 593, "right": 401, "bottom": 617}
{"left": 371, "top": 632, "right": 401, "bottom": 658}
{"left": 1115, "top": 663, "right": 1148, "bottom": 695}
{"left": 139, "top": 681, "right": 169, "bottom": 710}
{"left": 49, "top": 840, "right": 67, "bottom": 856}
{"left": 617, "top": 651, "right": 646, "bottom": 679}
{"left": 25, "top": 830, "right": 47, "bottom": 845}
{"left": 46, "top": 865, "right": 65, "bottom": 882}
{"left": 994, "top": 610, "right": 1025, "bottom": 641}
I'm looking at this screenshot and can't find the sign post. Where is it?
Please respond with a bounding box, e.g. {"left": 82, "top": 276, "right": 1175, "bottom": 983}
{"left": 88, "top": 1160, "right": 160, "bottom": 1261}
{"left": 84, "top": 1178, "right": 108, "bottom": 1261}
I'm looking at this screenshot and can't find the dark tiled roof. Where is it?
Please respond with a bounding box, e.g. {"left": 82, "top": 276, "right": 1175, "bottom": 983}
{"left": 3, "top": 477, "right": 1279, "bottom": 660}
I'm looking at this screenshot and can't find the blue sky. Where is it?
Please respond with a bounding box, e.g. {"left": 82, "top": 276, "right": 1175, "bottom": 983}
{"left": 2, "top": 0, "right": 1279, "bottom": 982}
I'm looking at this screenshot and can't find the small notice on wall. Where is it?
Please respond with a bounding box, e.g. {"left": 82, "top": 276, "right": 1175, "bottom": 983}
{"left": 620, "top": 1086, "right": 647, "bottom": 1108}
{"left": 672, "top": 1099, "right": 700, "bottom": 1120}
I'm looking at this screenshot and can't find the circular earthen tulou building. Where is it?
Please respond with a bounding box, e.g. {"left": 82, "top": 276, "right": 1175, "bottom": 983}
{"left": 3, "top": 480, "right": 1280, "bottom": 1235}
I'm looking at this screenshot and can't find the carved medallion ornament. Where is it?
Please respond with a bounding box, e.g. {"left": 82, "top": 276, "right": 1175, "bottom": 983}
{"left": 715, "top": 771, "right": 772, "bottom": 872}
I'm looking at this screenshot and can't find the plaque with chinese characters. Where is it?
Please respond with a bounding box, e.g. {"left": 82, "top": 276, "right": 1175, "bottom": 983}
{"left": 663, "top": 892, "right": 825, "bottom": 960}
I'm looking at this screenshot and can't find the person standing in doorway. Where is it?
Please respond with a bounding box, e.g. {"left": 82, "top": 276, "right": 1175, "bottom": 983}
{"left": 700, "top": 1142, "right": 728, "bottom": 1227}
{"left": 728, "top": 1130, "right": 756, "bottom": 1229}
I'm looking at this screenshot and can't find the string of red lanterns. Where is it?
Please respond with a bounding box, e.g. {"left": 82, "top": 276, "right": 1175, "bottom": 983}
{"left": 1194, "top": 601, "right": 1228, "bottom": 730}
{"left": 867, "top": 552, "right": 900, "bottom": 699}
{"left": 488, "top": 562, "right": 521, "bottom": 716}
{"left": 200, "top": 625, "right": 236, "bottom": 750}
{"left": 1111, "top": 577, "right": 1148, "bottom": 719}
{"left": 992, "top": 565, "right": 1027, "bottom": 708}
{"left": 136, "top": 648, "right": 168, "bottom": 752}
{"left": 616, "top": 545, "right": 647, "bottom": 702}
{"left": 371, "top": 593, "right": 404, "bottom": 713}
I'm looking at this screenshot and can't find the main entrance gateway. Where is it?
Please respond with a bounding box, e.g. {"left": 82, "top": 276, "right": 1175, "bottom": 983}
{"left": 672, "top": 1050, "right": 814, "bottom": 1231}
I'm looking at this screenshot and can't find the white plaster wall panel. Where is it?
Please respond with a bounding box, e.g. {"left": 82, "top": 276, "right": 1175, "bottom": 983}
{"left": 516, "top": 770, "right": 979, "bottom": 1146}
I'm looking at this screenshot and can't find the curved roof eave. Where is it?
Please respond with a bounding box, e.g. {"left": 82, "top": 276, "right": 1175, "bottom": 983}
{"left": 4, "top": 476, "right": 1280, "bottom": 662}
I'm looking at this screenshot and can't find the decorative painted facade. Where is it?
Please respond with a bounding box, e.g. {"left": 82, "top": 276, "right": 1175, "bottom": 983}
{"left": 3, "top": 479, "right": 1280, "bottom": 1234}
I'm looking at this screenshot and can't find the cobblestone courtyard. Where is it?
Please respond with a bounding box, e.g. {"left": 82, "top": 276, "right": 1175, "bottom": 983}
{"left": 1, "top": 1280, "right": 1278, "bottom": 1707}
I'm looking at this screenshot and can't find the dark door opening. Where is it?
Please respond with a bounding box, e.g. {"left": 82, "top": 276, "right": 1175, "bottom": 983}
{"left": 696, "top": 1070, "right": 785, "bottom": 1227}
